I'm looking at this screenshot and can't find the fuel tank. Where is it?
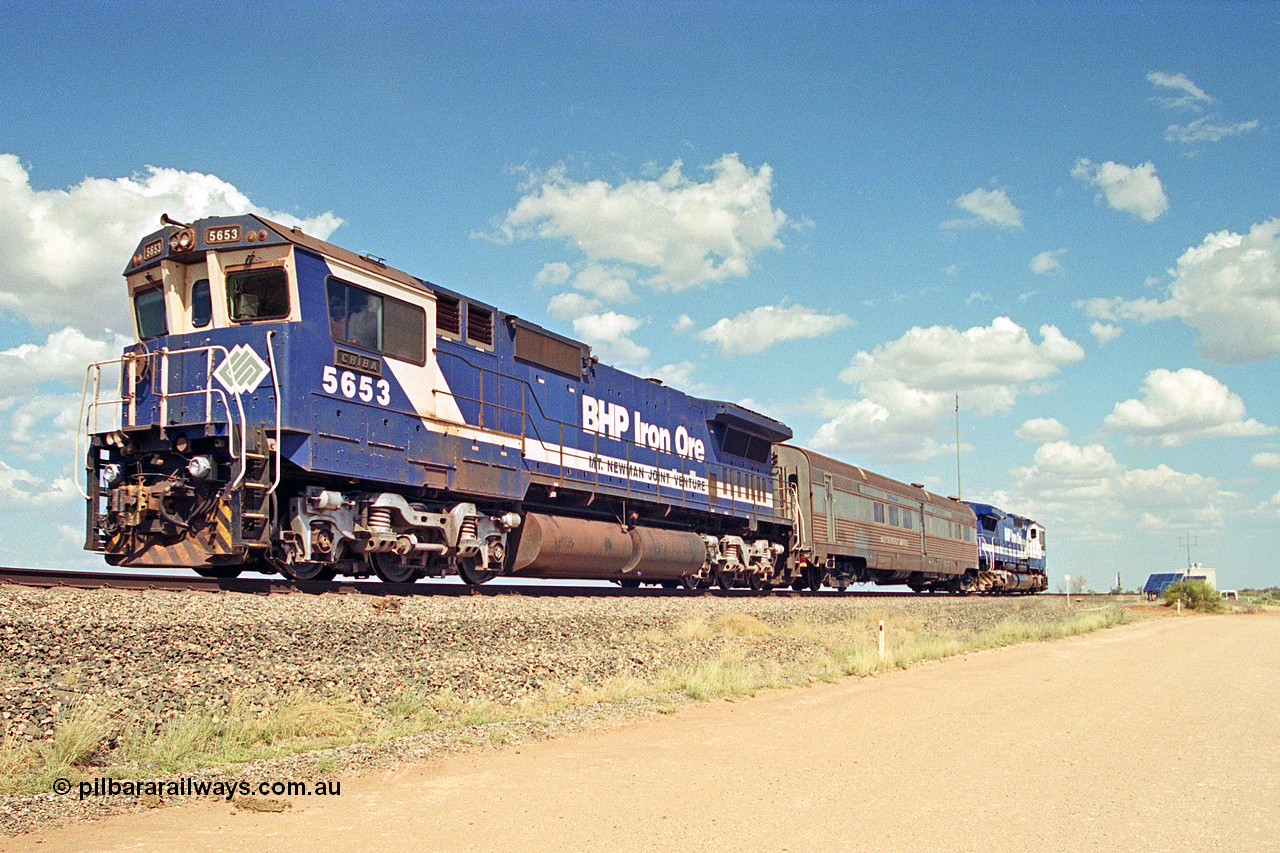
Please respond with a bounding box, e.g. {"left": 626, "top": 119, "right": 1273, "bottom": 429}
{"left": 511, "top": 513, "right": 706, "bottom": 581}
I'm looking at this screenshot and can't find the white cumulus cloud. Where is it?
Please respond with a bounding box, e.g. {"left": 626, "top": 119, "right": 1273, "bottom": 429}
{"left": 499, "top": 153, "right": 788, "bottom": 293}
{"left": 1082, "top": 218, "right": 1280, "bottom": 363}
{"left": 1016, "top": 417, "right": 1070, "bottom": 442}
{"left": 810, "top": 317, "right": 1084, "bottom": 463}
{"left": 1089, "top": 321, "right": 1122, "bottom": 345}
{"left": 1071, "top": 158, "right": 1168, "bottom": 222}
{"left": 0, "top": 154, "right": 341, "bottom": 331}
{"left": 944, "top": 187, "right": 1023, "bottom": 230}
{"left": 0, "top": 327, "right": 134, "bottom": 392}
{"left": 838, "top": 317, "right": 1084, "bottom": 413}
{"left": 671, "top": 314, "right": 696, "bottom": 335}
{"left": 1000, "top": 439, "right": 1230, "bottom": 534}
{"left": 1251, "top": 452, "right": 1280, "bottom": 471}
{"left": 1103, "top": 367, "right": 1276, "bottom": 448}
{"left": 1030, "top": 249, "right": 1065, "bottom": 275}
{"left": 534, "top": 262, "right": 573, "bottom": 286}
{"left": 0, "top": 459, "right": 81, "bottom": 510}
{"left": 570, "top": 263, "right": 636, "bottom": 302}
{"left": 546, "top": 291, "right": 601, "bottom": 320}
{"left": 697, "top": 302, "right": 852, "bottom": 356}
{"left": 570, "top": 311, "right": 649, "bottom": 368}
{"left": 647, "top": 360, "right": 717, "bottom": 398}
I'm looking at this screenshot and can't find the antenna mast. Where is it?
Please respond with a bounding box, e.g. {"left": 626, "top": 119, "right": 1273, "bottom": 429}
{"left": 955, "top": 394, "right": 962, "bottom": 499}
{"left": 1178, "top": 530, "right": 1198, "bottom": 569}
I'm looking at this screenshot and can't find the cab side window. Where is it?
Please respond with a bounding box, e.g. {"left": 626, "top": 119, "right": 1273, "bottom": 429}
{"left": 327, "top": 278, "right": 426, "bottom": 365}
{"left": 192, "top": 279, "right": 212, "bottom": 328}
{"left": 328, "top": 278, "right": 383, "bottom": 351}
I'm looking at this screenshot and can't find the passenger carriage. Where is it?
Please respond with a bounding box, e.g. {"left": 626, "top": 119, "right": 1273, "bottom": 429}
{"left": 774, "top": 446, "right": 980, "bottom": 592}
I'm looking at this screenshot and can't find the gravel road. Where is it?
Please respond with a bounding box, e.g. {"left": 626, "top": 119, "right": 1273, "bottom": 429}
{"left": 4, "top": 610, "right": 1275, "bottom": 853}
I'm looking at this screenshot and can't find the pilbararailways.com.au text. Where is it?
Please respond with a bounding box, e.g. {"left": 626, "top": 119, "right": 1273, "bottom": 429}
{"left": 58, "top": 777, "right": 341, "bottom": 801}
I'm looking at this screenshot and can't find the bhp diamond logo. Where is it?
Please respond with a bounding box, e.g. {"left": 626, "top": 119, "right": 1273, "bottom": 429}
{"left": 214, "top": 344, "right": 270, "bottom": 395}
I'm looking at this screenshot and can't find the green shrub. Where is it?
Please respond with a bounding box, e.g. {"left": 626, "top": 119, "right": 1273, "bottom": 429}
{"left": 1163, "top": 580, "right": 1225, "bottom": 613}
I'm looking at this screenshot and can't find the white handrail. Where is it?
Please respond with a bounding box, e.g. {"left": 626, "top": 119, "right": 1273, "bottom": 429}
{"left": 76, "top": 343, "right": 255, "bottom": 499}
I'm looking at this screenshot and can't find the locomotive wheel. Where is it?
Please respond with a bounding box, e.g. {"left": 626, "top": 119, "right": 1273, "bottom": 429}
{"left": 371, "top": 553, "right": 421, "bottom": 584}
{"left": 717, "top": 572, "right": 735, "bottom": 591}
{"left": 660, "top": 579, "right": 678, "bottom": 589}
{"left": 679, "top": 574, "right": 702, "bottom": 591}
{"left": 282, "top": 561, "right": 337, "bottom": 582}
{"left": 747, "top": 575, "right": 764, "bottom": 591}
{"left": 457, "top": 556, "right": 498, "bottom": 586}
{"left": 619, "top": 578, "right": 641, "bottom": 588}
{"left": 791, "top": 577, "right": 806, "bottom": 591}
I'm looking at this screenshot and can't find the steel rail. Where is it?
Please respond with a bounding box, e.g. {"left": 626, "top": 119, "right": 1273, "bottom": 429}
{"left": 0, "top": 567, "right": 931, "bottom": 598}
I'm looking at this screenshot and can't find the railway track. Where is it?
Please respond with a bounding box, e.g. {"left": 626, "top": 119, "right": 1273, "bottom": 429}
{"left": 0, "top": 566, "right": 927, "bottom": 598}
{"left": 0, "top": 567, "right": 1099, "bottom": 600}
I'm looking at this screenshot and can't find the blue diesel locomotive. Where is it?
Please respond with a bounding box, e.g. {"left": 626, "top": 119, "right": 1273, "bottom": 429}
{"left": 965, "top": 503, "right": 1048, "bottom": 593}
{"left": 79, "top": 214, "right": 793, "bottom": 588}
{"left": 79, "top": 214, "right": 1045, "bottom": 593}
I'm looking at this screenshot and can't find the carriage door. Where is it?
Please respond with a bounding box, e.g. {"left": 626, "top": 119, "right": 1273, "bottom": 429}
{"left": 824, "top": 475, "right": 835, "bottom": 543}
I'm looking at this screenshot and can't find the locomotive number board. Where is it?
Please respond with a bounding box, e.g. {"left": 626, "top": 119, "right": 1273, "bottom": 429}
{"left": 205, "top": 225, "right": 242, "bottom": 245}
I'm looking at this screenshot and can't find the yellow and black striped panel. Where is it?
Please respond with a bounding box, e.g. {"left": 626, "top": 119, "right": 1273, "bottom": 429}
{"left": 105, "top": 497, "right": 240, "bottom": 569}
{"left": 207, "top": 497, "right": 236, "bottom": 554}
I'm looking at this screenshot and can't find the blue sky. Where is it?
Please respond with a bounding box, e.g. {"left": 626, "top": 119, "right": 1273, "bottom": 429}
{"left": 1, "top": 0, "right": 1277, "bottom": 590}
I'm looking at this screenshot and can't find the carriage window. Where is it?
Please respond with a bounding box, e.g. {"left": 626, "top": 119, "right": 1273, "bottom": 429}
{"left": 902, "top": 510, "right": 913, "bottom": 531}
{"left": 192, "top": 279, "right": 212, "bottom": 328}
{"left": 227, "top": 267, "right": 289, "bottom": 321}
{"left": 327, "top": 278, "right": 426, "bottom": 365}
{"left": 887, "top": 505, "right": 900, "bottom": 527}
{"left": 874, "top": 502, "right": 884, "bottom": 524}
{"left": 134, "top": 287, "right": 168, "bottom": 339}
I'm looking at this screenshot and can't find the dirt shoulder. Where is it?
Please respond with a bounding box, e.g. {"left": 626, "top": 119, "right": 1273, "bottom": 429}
{"left": 5, "top": 611, "right": 1276, "bottom": 853}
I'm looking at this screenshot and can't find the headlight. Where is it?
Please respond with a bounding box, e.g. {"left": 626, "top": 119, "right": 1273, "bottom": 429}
{"left": 187, "top": 456, "right": 214, "bottom": 480}
{"left": 168, "top": 228, "right": 196, "bottom": 252}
